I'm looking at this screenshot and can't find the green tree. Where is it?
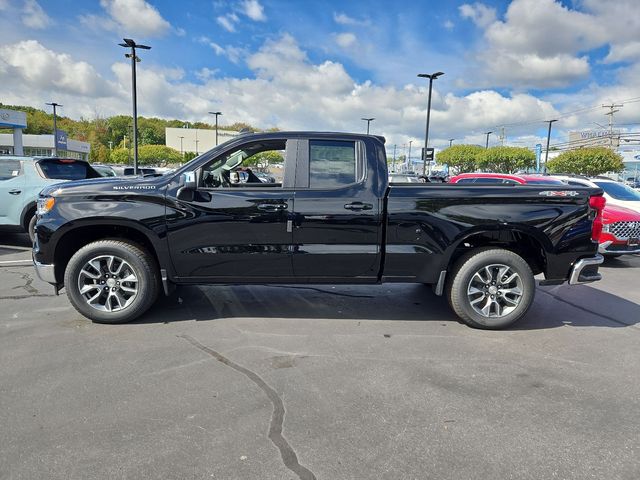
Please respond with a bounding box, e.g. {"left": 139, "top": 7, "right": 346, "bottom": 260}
{"left": 183, "top": 151, "right": 198, "bottom": 162}
{"left": 546, "top": 147, "right": 624, "bottom": 176}
{"left": 478, "top": 146, "right": 536, "bottom": 173}
{"left": 110, "top": 148, "right": 130, "bottom": 164}
{"left": 245, "top": 150, "right": 284, "bottom": 171}
{"left": 138, "top": 145, "right": 182, "bottom": 166}
{"left": 436, "top": 145, "right": 484, "bottom": 173}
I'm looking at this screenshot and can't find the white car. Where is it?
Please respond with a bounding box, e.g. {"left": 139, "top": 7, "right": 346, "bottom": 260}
{"left": 552, "top": 175, "right": 640, "bottom": 213}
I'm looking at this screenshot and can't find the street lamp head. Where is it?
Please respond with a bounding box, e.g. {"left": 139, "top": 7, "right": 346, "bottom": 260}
{"left": 209, "top": 111, "right": 222, "bottom": 116}
{"left": 46, "top": 102, "right": 62, "bottom": 108}
{"left": 418, "top": 72, "right": 445, "bottom": 79}
{"left": 361, "top": 117, "right": 375, "bottom": 121}
{"left": 119, "top": 38, "right": 151, "bottom": 50}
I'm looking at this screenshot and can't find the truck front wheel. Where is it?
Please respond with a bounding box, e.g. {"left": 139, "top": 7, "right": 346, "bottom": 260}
{"left": 447, "top": 248, "right": 535, "bottom": 329}
{"left": 64, "top": 240, "right": 159, "bottom": 324}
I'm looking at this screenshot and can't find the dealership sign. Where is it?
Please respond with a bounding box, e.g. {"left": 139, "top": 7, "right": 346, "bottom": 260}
{"left": 0, "top": 108, "right": 27, "bottom": 129}
{"left": 55, "top": 130, "right": 68, "bottom": 151}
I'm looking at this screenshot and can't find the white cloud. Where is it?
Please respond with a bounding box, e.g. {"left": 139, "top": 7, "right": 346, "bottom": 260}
{"left": 0, "top": 40, "right": 115, "bottom": 98}
{"left": 459, "top": 2, "right": 496, "bottom": 28}
{"left": 99, "top": 0, "right": 171, "bottom": 37}
{"left": 216, "top": 13, "right": 238, "bottom": 32}
{"left": 333, "top": 12, "right": 370, "bottom": 27}
{"left": 604, "top": 42, "right": 640, "bottom": 64}
{"left": 0, "top": 0, "right": 10, "bottom": 10}
{"left": 21, "top": 0, "right": 51, "bottom": 29}
{"left": 334, "top": 32, "right": 356, "bottom": 49}
{"left": 443, "top": 20, "right": 454, "bottom": 30}
{"left": 240, "top": 0, "right": 266, "bottom": 21}
{"left": 197, "top": 36, "right": 246, "bottom": 64}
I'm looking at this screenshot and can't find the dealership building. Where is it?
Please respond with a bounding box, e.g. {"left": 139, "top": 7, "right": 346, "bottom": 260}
{"left": 165, "top": 127, "right": 239, "bottom": 155}
{"left": 0, "top": 107, "right": 90, "bottom": 160}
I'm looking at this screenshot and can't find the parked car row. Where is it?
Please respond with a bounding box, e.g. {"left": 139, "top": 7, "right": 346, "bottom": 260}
{"left": 449, "top": 173, "right": 640, "bottom": 257}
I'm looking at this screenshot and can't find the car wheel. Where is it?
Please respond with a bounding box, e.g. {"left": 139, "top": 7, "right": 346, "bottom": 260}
{"left": 27, "top": 214, "right": 37, "bottom": 243}
{"left": 64, "top": 240, "right": 159, "bottom": 324}
{"left": 447, "top": 248, "right": 535, "bottom": 330}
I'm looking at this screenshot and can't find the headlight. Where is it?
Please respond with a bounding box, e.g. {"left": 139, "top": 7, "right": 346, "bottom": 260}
{"left": 37, "top": 197, "right": 56, "bottom": 215}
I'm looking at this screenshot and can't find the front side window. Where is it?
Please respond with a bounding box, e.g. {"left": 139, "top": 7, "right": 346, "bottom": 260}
{"left": 309, "top": 140, "right": 358, "bottom": 188}
{"left": 200, "top": 139, "right": 286, "bottom": 188}
{"left": 0, "top": 159, "right": 21, "bottom": 181}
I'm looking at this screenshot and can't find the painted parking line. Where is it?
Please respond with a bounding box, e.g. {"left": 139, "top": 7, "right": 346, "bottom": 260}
{"left": 0, "top": 260, "right": 33, "bottom": 265}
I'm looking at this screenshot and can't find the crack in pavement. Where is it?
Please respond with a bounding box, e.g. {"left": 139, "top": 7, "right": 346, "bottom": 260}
{"left": 178, "top": 335, "right": 317, "bottom": 480}
{"left": 1, "top": 294, "right": 56, "bottom": 300}
{"left": 538, "top": 288, "right": 639, "bottom": 329}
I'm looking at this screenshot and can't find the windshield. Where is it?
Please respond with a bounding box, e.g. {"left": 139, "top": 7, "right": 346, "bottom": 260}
{"left": 0, "top": 159, "right": 21, "bottom": 181}
{"left": 595, "top": 181, "right": 640, "bottom": 201}
{"left": 37, "top": 159, "right": 101, "bottom": 180}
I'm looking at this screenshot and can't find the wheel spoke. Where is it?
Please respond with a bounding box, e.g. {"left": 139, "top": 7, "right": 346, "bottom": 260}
{"left": 80, "top": 268, "right": 101, "bottom": 280}
{"left": 470, "top": 295, "right": 485, "bottom": 306}
{"left": 80, "top": 284, "right": 99, "bottom": 295}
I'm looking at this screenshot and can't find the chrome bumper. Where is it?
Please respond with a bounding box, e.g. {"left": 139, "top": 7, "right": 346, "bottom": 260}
{"left": 33, "top": 257, "right": 57, "bottom": 285}
{"left": 568, "top": 254, "right": 604, "bottom": 285}
{"left": 598, "top": 241, "right": 640, "bottom": 255}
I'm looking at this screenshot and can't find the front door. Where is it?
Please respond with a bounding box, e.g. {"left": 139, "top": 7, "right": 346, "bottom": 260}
{"left": 291, "top": 138, "right": 382, "bottom": 281}
{"left": 166, "top": 138, "right": 296, "bottom": 281}
{"left": 0, "top": 158, "right": 25, "bottom": 226}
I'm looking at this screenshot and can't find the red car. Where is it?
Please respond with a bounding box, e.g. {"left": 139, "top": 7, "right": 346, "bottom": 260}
{"left": 449, "top": 173, "right": 640, "bottom": 257}
{"left": 449, "top": 173, "right": 565, "bottom": 185}
{"left": 598, "top": 204, "right": 640, "bottom": 257}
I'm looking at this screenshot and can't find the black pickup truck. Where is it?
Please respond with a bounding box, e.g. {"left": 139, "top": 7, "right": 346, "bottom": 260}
{"left": 33, "top": 132, "right": 605, "bottom": 329}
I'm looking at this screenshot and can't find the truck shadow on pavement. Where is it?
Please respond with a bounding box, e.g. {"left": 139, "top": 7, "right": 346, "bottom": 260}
{"left": 133, "top": 282, "right": 640, "bottom": 331}
{"left": 0, "top": 233, "right": 32, "bottom": 256}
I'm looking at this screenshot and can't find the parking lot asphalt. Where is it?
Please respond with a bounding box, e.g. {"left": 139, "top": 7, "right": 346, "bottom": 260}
{"left": 1, "top": 232, "right": 639, "bottom": 480}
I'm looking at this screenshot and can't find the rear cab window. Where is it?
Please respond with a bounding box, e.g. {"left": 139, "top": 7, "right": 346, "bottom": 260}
{"left": 37, "top": 158, "right": 100, "bottom": 180}
{"left": 308, "top": 140, "right": 362, "bottom": 189}
{"left": 0, "top": 159, "right": 21, "bottom": 180}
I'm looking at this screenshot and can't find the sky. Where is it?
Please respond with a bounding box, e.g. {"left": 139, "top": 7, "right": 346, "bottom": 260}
{"left": 0, "top": 0, "right": 639, "bottom": 153}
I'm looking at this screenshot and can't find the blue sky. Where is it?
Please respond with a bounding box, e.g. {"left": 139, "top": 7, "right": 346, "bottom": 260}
{"left": 0, "top": 0, "right": 639, "bottom": 150}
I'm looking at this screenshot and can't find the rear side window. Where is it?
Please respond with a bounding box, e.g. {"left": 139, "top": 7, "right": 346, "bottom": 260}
{"left": 455, "top": 178, "right": 476, "bottom": 184}
{"left": 0, "top": 159, "right": 21, "bottom": 180}
{"left": 37, "top": 159, "right": 100, "bottom": 180}
{"left": 309, "top": 140, "right": 359, "bottom": 188}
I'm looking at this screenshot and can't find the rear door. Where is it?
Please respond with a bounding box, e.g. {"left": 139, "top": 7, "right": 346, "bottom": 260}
{"left": 291, "top": 138, "right": 383, "bottom": 281}
{"left": 0, "top": 158, "right": 26, "bottom": 226}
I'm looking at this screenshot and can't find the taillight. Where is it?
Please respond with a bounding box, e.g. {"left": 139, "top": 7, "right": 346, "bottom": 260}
{"left": 589, "top": 195, "right": 606, "bottom": 241}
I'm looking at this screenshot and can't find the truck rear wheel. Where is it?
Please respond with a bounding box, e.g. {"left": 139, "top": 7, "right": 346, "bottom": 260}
{"left": 64, "top": 240, "right": 159, "bottom": 324}
{"left": 446, "top": 248, "right": 535, "bottom": 329}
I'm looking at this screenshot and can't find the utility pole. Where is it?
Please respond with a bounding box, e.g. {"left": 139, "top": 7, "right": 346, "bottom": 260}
{"left": 209, "top": 111, "right": 222, "bottom": 145}
{"left": 119, "top": 38, "right": 151, "bottom": 175}
{"left": 544, "top": 119, "right": 558, "bottom": 173}
{"left": 408, "top": 140, "right": 413, "bottom": 171}
{"left": 484, "top": 131, "right": 493, "bottom": 149}
{"left": 361, "top": 117, "right": 375, "bottom": 135}
{"left": 449, "top": 138, "right": 454, "bottom": 147}
{"left": 45, "top": 102, "right": 62, "bottom": 156}
{"left": 392, "top": 144, "right": 397, "bottom": 172}
{"left": 500, "top": 126, "right": 505, "bottom": 146}
{"left": 603, "top": 103, "right": 623, "bottom": 148}
{"left": 417, "top": 71, "right": 444, "bottom": 176}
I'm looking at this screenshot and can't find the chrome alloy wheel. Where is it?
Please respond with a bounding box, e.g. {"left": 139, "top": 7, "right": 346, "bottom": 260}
{"left": 77, "top": 255, "right": 139, "bottom": 313}
{"left": 466, "top": 264, "right": 523, "bottom": 318}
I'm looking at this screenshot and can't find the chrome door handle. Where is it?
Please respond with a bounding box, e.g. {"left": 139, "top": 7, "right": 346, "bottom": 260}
{"left": 258, "top": 202, "right": 288, "bottom": 211}
{"left": 9, "top": 190, "right": 21, "bottom": 195}
{"left": 344, "top": 202, "right": 373, "bottom": 211}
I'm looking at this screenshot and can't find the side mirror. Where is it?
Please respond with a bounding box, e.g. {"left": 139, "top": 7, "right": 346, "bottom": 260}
{"left": 177, "top": 171, "right": 197, "bottom": 201}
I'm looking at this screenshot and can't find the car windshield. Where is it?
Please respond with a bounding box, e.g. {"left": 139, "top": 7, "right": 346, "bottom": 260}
{"left": 0, "top": 159, "right": 20, "bottom": 181}
{"left": 37, "top": 158, "right": 101, "bottom": 180}
{"left": 595, "top": 181, "right": 640, "bottom": 201}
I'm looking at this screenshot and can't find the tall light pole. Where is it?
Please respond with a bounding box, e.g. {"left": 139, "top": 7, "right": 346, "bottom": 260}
{"left": 418, "top": 71, "right": 444, "bottom": 175}
{"left": 449, "top": 138, "right": 455, "bottom": 147}
{"left": 392, "top": 144, "right": 397, "bottom": 172}
{"left": 544, "top": 119, "right": 558, "bottom": 173}
{"left": 361, "top": 117, "right": 375, "bottom": 135}
{"left": 408, "top": 140, "right": 413, "bottom": 170}
{"left": 119, "top": 38, "right": 151, "bottom": 175}
{"left": 208, "top": 111, "right": 222, "bottom": 145}
{"left": 45, "top": 102, "right": 62, "bottom": 156}
{"left": 178, "top": 135, "right": 184, "bottom": 159}
{"left": 484, "top": 131, "right": 493, "bottom": 149}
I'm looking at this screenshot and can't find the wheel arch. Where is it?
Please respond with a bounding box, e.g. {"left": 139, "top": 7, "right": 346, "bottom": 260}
{"left": 20, "top": 201, "right": 37, "bottom": 231}
{"left": 52, "top": 220, "right": 168, "bottom": 285}
{"left": 443, "top": 226, "right": 552, "bottom": 277}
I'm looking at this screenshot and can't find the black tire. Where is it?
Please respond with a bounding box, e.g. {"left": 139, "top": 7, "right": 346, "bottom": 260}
{"left": 27, "top": 214, "right": 37, "bottom": 243}
{"left": 64, "top": 240, "right": 159, "bottom": 324}
{"left": 446, "top": 248, "right": 535, "bottom": 330}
